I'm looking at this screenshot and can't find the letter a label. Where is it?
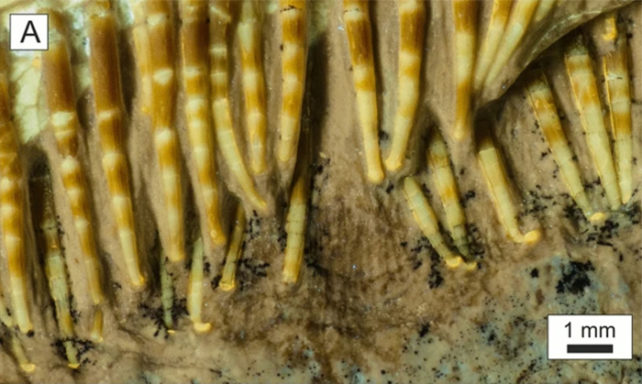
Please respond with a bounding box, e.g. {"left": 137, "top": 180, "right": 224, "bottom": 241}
{"left": 10, "top": 14, "right": 49, "bottom": 51}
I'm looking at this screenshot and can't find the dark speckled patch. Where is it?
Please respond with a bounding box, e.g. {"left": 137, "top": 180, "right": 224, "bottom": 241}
{"left": 556, "top": 261, "right": 594, "bottom": 295}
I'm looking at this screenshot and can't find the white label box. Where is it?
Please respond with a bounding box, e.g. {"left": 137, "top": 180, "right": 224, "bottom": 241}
{"left": 10, "top": 14, "right": 49, "bottom": 51}
{"left": 548, "top": 315, "right": 632, "bottom": 360}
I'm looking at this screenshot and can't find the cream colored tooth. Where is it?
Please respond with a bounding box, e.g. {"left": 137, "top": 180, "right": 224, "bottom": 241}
{"left": 533, "top": 0, "right": 555, "bottom": 23}
{"left": 342, "top": 0, "right": 385, "bottom": 182}
{"left": 209, "top": 1, "right": 267, "bottom": 213}
{"left": 384, "top": 0, "right": 426, "bottom": 170}
{"left": 473, "top": 0, "right": 511, "bottom": 93}
{"left": 90, "top": 307, "right": 103, "bottom": 343}
{"left": 238, "top": 0, "right": 268, "bottom": 175}
{"left": 219, "top": 205, "right": 247, "bottom": 292}
{"left": 130, "top": 0, "right": 153, "bottom": 116}
{"left": 0, "top": 41, "right": 31, "bottom": 334}
{"left": 179, "top": 0, "right": 226, "bottom": 246}
{"left": 403, "top": 177, "right": 476, "bottom": 270}
{"left": 282, "top": 174, "right": 309, "bottom": 284}
{"left": 88, "top": 1, "right": 145, "bottom": 287}
{"left": 596, "top": 13, "right": 633, "bottom": 204}
{"left": 187, "top": 237, "right": 211, "bottom": 333}
{"left": 452, "top": 0, "right": 477, "bottom": 141}
{"left": 526, "top": 74, "right": 605, "bottom": 224}
{"left": 159, "top": 252, "right": 174, "bottom": 332}
{"left": 10, "top": 334, "right": 35, "bottom": 373}
{"left": 477, "top": 135, "right": 541, "bottom": 244}
{"left": 427, "top": 131, "right": 470, "bottom": 256}
{"left": 565, "top": 38, "right": 621, "bottom": 210}
{"left": 484, "top": 0, "right": 538, "bottom": 87}
{"left": 276, "top": 0, "right": 308, "bottom": 166}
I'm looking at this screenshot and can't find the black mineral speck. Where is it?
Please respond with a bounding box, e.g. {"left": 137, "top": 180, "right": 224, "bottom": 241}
{"left": 530, "top": 268, "right": 539, "bottom": 278}
{"left": 418, "top": 323, "right": 430, "bottom": 338}
{"left": 556, "top": 261, "right": 594, "bottom": 295}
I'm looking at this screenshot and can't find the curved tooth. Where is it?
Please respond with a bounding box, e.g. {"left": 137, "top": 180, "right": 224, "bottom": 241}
{"left": 452, "top": 0, "right": 477, "bottom": 141}
{"left": 477, "top": 135, "right": 541, "bottom": 244}
{"left": 209, "top": 0, "right": 267, "bottom": 213}
{"left": 525, "top": 74, "right": 605, "bottom": 224}
{"left": 533, "top": 0, "right": 556, "bottom": 23}
{"left": 384, "top": 0, "right": 426, "bottom": 170}
{"left": 564, "top": 37, "right": 621, "bottom": 210}
{"left": 219, "top": 205, "right": 247, "bottom": 292}
{"left": 282, "top": 174, "right": 309, "bottom": 284}
{"left": 473, "top": 0, "right": 512, "bottom": 93}
{"left": 187, "top": 237, "right": 211, "bottom": 333}
{"left": 276, "top": 0, "right": 308, "bottom": 166}
{"left": 179, "top": 0, "right": 226, "bottom": 246}
{"left": 88, "top": 1, "right": 145, "bottom": 287}
{"left": 342, "top": 0, "right": 385, "bottom": 182}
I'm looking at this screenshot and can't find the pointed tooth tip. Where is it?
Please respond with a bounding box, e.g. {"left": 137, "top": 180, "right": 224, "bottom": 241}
{"left": 523, "top": 229, "right": 542, "bottom": 245}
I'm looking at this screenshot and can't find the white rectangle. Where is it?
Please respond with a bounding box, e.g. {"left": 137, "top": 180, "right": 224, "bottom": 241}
{"left": 548, "top": 315, "right": 632, "bottom": 360}
{"left": 10, "top": 14, "right": 49, "bottom": 51}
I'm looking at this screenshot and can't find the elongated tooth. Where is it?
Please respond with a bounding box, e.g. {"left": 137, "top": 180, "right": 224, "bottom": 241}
{"left": 238, "top": 0, "right": 268, "bottom": 175}
{"left": 427, "top": 131, "right": 470, "bottom": 256}
{"left": 473, "top": 0, "right": 511, "bottom": 93}
{"left": 42, "top": 10, "right": 105, "bottom": 308}
{"left": 484, "top": 0, "right": 538, "bottom": 88}
{"left": 596, "top": 14, "right": 633, "bottom": 204}
{"left": 533, "top": 0, "right": 555, "bottom": 23}
{"left": 88, "top": 1, "right": 145, "bottom": 287}
{"left": 0, "top": 42, "right": 31, "bottom": 334}
{"left": 179, "top": 0, "right": 226, "bottom": 246}
{"left": 276, "top": 0, "right": 308, "bottom": 166}
{"left": 282, "top": 174, "right": 309, "bottom": 284}
{"left": 219, "top": 205, "right": 247, "bottom": 292}
{"left": 29, "top": 161, "right": 80, "bottom": 369}
{"left": 403, "top": 177, "right": 476, "bottom": 270}
{"left": 477, "top": 134, "right": 541, "bottom": 244}
{"left": 209, "top": 1, "right": 267, "bottom": 213}
{"left": 187, "top": 237, "right": 211, "bottom": 333}
{"left": 130, "top": 0, "right": 153, "bottom": 115}
{"left": 9, "top": 333, "right": 35, "bottom": 373}
{"left": 384, "top": 0, "right": 426, "bottom": 170}
{"left": 342, "top": 0, "right": 385, "bottom": 182}
{"left": 526, "top": 74, "right": 605, "bottom": 224}
{"left": 159, "top": 251, "right": 174, "bottom": 332}
{"left": 452, "top": 0, "right": 477, "bottom": 141}
{"left": 565, "top": 38, "right": 621, "bottom": 210}
{"left": 91, "top": 307, "right": 103, "bottom": 343}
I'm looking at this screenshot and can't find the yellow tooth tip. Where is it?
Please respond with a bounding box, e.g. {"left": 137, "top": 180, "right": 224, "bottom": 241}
{"left": 219, "top": 281, "right": 235, "bottom": 292}
{"left": 68, "top": 362, "right": 80, "bottom": 370}
{"left": 589, "top": 212, "right": 607, "bottom": 225}
{"left": 368, "top": 170, "right": 385, "bottom": 185}
{"left": 445, "top": 256, "right": 463, "bottom": 269}
{"left": 20, "top": 363, "right": 36, "bottom": 373}
{"left": 523, "top": 229, "right": 541, "bottom": 245}
{"left": 193, "top": 322, "right": 212, "bottom": 333}
{"left": 383, "top": 157, "right": 402, "bottom": 173}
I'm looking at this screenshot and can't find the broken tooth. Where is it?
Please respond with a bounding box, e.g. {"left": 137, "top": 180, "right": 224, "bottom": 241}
{"left": 282, "top": 174, "right": 309, "bottom": 284}
{"left": 473, "top": 0, "right": 512, "bottom": 93}
{"left": 384, "top": 0, "right": 426, "bottom": 170}
{"left": 565, "top": 37, "right": 621, "bottom": 210}
{"left": 219, "top": 205, "right": 247, "bottom": 292}
{"left": 343, "top": 0, "right": 385, "bottom": 182}
{"left": 452, "top": 0, "right": 477, "bottom": 141}
{"left": 187, "top": 237, "right": 211, "bottom": 333}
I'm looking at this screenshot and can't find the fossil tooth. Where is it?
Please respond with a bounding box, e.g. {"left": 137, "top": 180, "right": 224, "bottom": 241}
{"left": 219, "top": 205, "right": 246, "bottom": 292}
{"left": 130, "top": 0, "right": 153, "bottom": 116}
{"left": 9, "top": 332, "right": 35, "bottom": 373}
{"left": 533, "top": 0, "right": 556, "bottom": 23}
{"left": 187, "top": 237, "right": 211, "bottom": 333}
{"left": 452, "top": 0, "right": 477, "bottom": 141}
{"left": 159, "top": 251, "right": 175, "bottom": 332}
{"left": 282, "top": 173, "right": 309, "bottom": 284}
{"left": 473, "top": 0, "right": 511, "bottom": 93}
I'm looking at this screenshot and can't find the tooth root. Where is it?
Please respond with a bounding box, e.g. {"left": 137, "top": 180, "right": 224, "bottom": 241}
{"left": 533, "top": 0, "right": 556, "bottom": 23}
{"left": 525, "top": 74, "right": 604, "bottom": 223}
{"left": 219, "top": 205, "right": 247, "bottom": 292}
{"left": 342, "top": 0, "right": 385, "bottom": 182}
{"left": 277, "top": 0, "right": 307, "bottom": 166}
{"left": 209, "top": 1, "right": 266, "bottom": 213}
{"left": 179, "top": 0, "right": 226, "bottom": 246}
{"left": 473, "top": 0, "right": 512, "bottom": 93}
{"left": 565, "top": 38, "right": 621, "bottom": 210}
{"left": 477, "top": 135, "right": 541, "bottom": 244}
{"left": 282, "top": 174, "right": 309, "bottom": 284}
{"left": 452, "top": 0, "right": 477, "bottom": 141}
{"left": 187, "top": 237, "right": 211, "bottom": 333}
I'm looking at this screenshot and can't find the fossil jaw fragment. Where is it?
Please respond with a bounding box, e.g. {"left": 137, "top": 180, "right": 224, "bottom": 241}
{"left": 452, "top": 0, "right": 477, "bottom": 141}
{"left": 477, "top": 134, "right": 541, "bottom": 244}
{"left": 87, "top": 0, "right": 145, "bottom": 287}
{"left": 384, "top": 0, "right": 426, "bottom": 170}
{"left": 209, "top": 0, "right": 266, "bottom": 213}
{"left": 525, "top": 74, "right": 605, "bottom": 224}
{"left": 219, "top": 205, "right": 247, "bottom": 292}
{"left": 342, "top": 0, "right": 385, "bottom": 183}
{"left": 282, "top": 173, "right": 309, "bottom": 284}
{"left": 187, "top": 237, "right": 211, "bottom": 333}
{"left": 565, "top": 37, "right": 621, "bottom": 210}
{"left": 473, "top": 0, "right": 511, "bottom": 93}
{"left": 179, "top": 0, "right": 226, "bottom": 246}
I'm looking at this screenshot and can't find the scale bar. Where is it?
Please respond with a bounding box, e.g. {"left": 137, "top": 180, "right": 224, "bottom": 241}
{"left": 567, "top": 344, "right": 613, "bottom": 353}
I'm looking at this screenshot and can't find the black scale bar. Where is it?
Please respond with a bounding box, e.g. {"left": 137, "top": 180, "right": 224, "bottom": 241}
{"left": 567, "top": 344, "right": 613, "bottom": 353}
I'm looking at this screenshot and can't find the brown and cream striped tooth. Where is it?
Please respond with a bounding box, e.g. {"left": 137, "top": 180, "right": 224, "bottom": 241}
{"left": 209, "top": 0, "right": 267, "bottom": 213}
{"left": 238, "top": 0, "right": 268, "bottom": 175}
{"left": 452, "top": 0, "right": 477, "bottom": 141}
{"left": 179, "top": 0, "right": 226, "bottom": 246}
{"left": 473, "top": 0, "right": 512, "bottom": 93}
{"left": 384, "top": 0, "right": 426, "bottom": 169}
{"left": 525, "top": 73, "right": 605, "bottom": 224}
{"left": 130, "top": 0, "right": 153, "bottom": 116}
{"left": 0, "top": 42, "right": 31, "bottom": 335}
{"left": 342, "top": 0, "right": 384, "bottom": 183}
{"left": 219, "top": 204, "right": 247, "bottom": 292}
{"left": 282, "top": 173, "right": 309, "bottom": 284}
{"left": 187, "top": 237, "right": 211, "bottom": 333}
{"left": 565, "top": 37, "right": 621, "bottom": 210}
{"left": 88, "top": 0, "right": 145, "bottom": 287}
{"left": 276, "top": 0, "right": 307, "bottom": 167}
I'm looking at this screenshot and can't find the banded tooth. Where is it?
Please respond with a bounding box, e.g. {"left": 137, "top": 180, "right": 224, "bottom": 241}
{"left": 187, "top": 237, "right": 211, "bottom": 333}
{"left": 276, "top": 0, "right": 308, "bottom": 167}
{"left": 179, "top": 0, "right": 226, "bottom": 246}
{"left": 533, "top": 0, "right": 556, "bottom": 23}
{"left": 0, "top": 40, "right": 31, "bottom": 334}
{"left": 342, "top": 0, "right": 385, "bottom": 182}
{"left": 88, "top": 0, "right": 145, "bottom": 287}
{"left": 452, "top": 0, "right": 477, "bottom": 141}
{"left": 219, "top": 205, "right": 247, "bottom": 292}
{"left": 477, "top": 134, "right": 541, "bottom": 244}
{"left": 130, "top": 0, "right": 153, "bottom": 116}
{"left": 427, "top": 131, "right": 470, "bottom": 256}
{"left": 282, "top": 173, "right": 309, "bottom": 284}
{"left": 564, "top": 37, "right": 621, "bottom": 210}
{"left": 403, "top": 177, "right": 476, "bottom": 270}
{"left": 525, "top": 73, "right": 605, "bottom": 224}
{"left": 238, "top": 0, "right": 268, "bottom": 175}
{"left": 473, "top": 0, "right": 511, "bottom": 93}
{"left": 384, "top": 0, "right": 426, "bottom": 170}
{"left": 209, "top": 0, "right": 267, "bottom": 213}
